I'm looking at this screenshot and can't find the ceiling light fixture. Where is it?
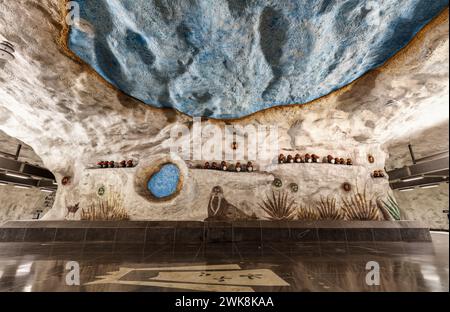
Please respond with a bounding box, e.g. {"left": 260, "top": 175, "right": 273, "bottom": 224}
{"left": 40, "top": 189, "right": 54, "bottom": 193}
{"left": 6, "top": 172, "right": 30, "bottom": 179}
{"left": 399, "top": 188, "right": 415, "bottom": 192}
{"left": 13, "top": 185, "right": 31, "bottom": 189}
{"left": 0, "top": 182, "right": 7, "bottom": 186}
{"left": 401, "top": 176, "right": 424, "bottom": 182}
{"left": 420, "top": 184, "right": 439, "bottom": 189}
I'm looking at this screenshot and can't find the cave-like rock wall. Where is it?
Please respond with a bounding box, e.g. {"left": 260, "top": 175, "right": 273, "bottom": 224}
{"left": 395, "top": 184, "right": 449, "bottom": 230}
{"left": 0, "top": 1, "right": 448, "bottom": 222}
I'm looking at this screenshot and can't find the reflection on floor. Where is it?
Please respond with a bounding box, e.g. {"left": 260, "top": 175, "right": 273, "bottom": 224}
{"left": 0, "top": 233, "right": 447, "bottom": 292}
{"left": 86, "top": 264, "right": 289, "bottom": 292}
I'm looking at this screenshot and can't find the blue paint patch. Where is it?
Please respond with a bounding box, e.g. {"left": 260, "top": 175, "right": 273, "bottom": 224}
{"left": 68, "top": 0, "right": 448, "bottom": 118}
{"left": 147, "top": 164, "right": 180, "bottom": 199}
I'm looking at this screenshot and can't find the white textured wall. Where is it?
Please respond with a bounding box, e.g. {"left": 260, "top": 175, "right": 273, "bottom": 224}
{"left": 45, "top": 147, "right": 392, "bottom": 221}
{"left": 0, "top": 184, "right": 54, "bottom": 223}
{"left": 394, "top": 184, "right": 449, "bottom": 230}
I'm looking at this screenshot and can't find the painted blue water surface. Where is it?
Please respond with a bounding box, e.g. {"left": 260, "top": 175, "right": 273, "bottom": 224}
{"left": 147, "top": 164, "right": 180, "bottom": 199}
{"left": 68, "top": 0, "right": 448, "bottom": 118}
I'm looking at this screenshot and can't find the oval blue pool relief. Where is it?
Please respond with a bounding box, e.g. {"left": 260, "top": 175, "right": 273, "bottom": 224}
{"left": 147, "top": 164, "right": 180, "bottom": 199}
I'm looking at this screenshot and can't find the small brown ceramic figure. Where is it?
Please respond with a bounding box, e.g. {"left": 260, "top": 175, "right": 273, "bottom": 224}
{"left": 368, "top": 155, "right": 375, "bottom": 163}
{"left": 346, "top": 158, "right": 353, "bottom": 166}
{"left": 246, "top": 161, "right": 254, "bottom": 172}
{"left": 373, "top": 170, "right": 379, "bottom": 177}
{"left": 294, "top": 154, "right": 301, "bottom": 163}
{"left": 204, "top": 162, "right": 210, "bottom": 169}
{"left": 305, "top": 153, "right": 312, "bottom": 163}
{"left": 61, "top": 176, "right": 71, "bottom": 186}
{"left": 211, "top": 162, "right": 218, "bottom": 170}
{"left": 312, "top": 154, "right": 320, "bottom": 163}
{"left": 232, "top": 141, "right": 238, "bottom": 150}
{"left": 287, "top": 155, "right": 294, "bottom": 163}
{"left": 221, "top": 161, "right": 227, "bottom": 171}
{"left": 334, "top": 157, "right": 340, "bottom": 164}
{"left": 109, "top": 161, "right": 115, "bottom": 168}
{"left": 278, "top": 154, "right": 286, "bottom": 164}
{"left": 327, "top": 155, "right": 334, "bottom": 163}
{"left": 127, "top": 160, "right": 134, "bottom": 167}
{"left": 339, "top": 158, "right": 345, "bottom": 165}
{"left": 235, "top": 162, "right": 242, "bottom": 172}
{"left": 120, "top": 160, "right": 126, "bottom": 168}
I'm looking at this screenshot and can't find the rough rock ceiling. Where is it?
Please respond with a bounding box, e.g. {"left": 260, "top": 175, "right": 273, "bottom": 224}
{"left": 0, "top": 1, "right": 448, "bottom": 179}
{"left": 68, "top": 0, "right": 448, "bottom": 118}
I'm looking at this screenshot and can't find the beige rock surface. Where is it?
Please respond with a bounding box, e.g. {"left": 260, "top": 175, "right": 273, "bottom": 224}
{"left": 395, "top": 184, "right": 449, "bottom": 230}
{"left": 0, "top": 2, "right": 448, "bottom": 222}
{"left": 0, "top": 183, "right": 53, "bottom": 222}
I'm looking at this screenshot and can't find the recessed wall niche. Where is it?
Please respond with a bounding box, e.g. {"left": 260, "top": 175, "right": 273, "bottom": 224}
{"left": 134, "top": 155, "right": 185, "bottom": 203}
{"left": 147, "top": 163, "right": 180, "bottom": 199}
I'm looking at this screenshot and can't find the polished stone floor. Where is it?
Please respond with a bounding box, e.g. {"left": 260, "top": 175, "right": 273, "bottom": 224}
{"left": 0, "top": 233, "right": 447, "bottom": 292}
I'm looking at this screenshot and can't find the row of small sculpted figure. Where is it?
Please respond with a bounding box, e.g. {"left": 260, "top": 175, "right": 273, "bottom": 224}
{"left": 97, "top": 160, "right": 134, "bottom": 168}
{"left": 278, "top": 154, "right": 353, "bottom": 165}
{"left": 372, "top": 170, "right": 386, "bottom": 178}
{"left": 203, "top": 161, "right": 254, "bottom": 172}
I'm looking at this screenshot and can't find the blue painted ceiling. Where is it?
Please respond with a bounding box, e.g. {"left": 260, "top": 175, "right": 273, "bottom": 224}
{"left": 69, "top": 0, "right": 448, "bottom": 118}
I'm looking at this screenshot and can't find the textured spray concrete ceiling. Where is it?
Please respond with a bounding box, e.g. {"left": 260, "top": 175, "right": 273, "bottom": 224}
{"left": 68, "top": 0, "right": 448, "bottom": 118}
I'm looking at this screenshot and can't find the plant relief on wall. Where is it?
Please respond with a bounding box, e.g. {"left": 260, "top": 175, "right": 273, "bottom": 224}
{"left": 81, "top": 191, "right": 129, "bottom": 221}
{"left": 258, "top": 190, "right": 297, "bottom": 221}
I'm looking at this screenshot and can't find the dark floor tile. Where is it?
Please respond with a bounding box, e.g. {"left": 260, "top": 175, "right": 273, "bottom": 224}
{"left": 199, "top": 242, "right": 239, "bottom": 259}
{"left": 143, "top": 244, "right": 169, "bottom": 255}
{"left": 261, "top": 227, "right": 290, "bottom": 242}
{"left": 113, "top": 242, "right": 146, "bottom": 254}
{"left": 85, "top": 228, "right": 117, "bottom": 242}
{"left": 0, "top": 228, "right": 25, "bottom": 242}
{"left": 400, "top": 229, "right": 432, "bottom": 242}
{"left": 290, "top": 228, "right": 318, "bottom": 242}
{"left": 146, "top": 221, "right": 178, "bottom": 227}
{"left": 113, "top": 221, "right": 148, "bottom": 228}
{"left": 345, "top": 229, "right": 374, "bottom": 242}
{"left": 83, "top": 242, "right": 114, "bottom": 254}
{"left": 115, "top": 228, "right": 146, "bottom": 243}
{"left": 0, "top": 234, "right": 446, "bottom": 292}
{"left": 373, "top": 228, "right": 402, "bottom": 242}
{"left": 233, "top": 242, "right": 264, "bottom": 255}
{"left": 54, "top": 228, "right": 86, "bottom": 242}
{"left": 145, "top": 227, "right": 175, "bottom": 245}
{"left": 205, "top": 225, "right": 232, "bottom": 242}
{"left": 232, "top": 226, "right": 262, "bottom": 242}
{"left": 23, "top": 228, "right": 56, "bottom": 242}
{"left": 17, "top": 243, "right": 53, "bottom": 257}
{"left": 317, "top": 228, "right": 347, "bottom": 242}
{"left": 50, "top": 243, "right": 85, "bottom": 257}
{"left": 175, "top": 227, "right": 205, "bottom": 243}
{"left": 318, "top": 242, "right": 349, "bottom": 256}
